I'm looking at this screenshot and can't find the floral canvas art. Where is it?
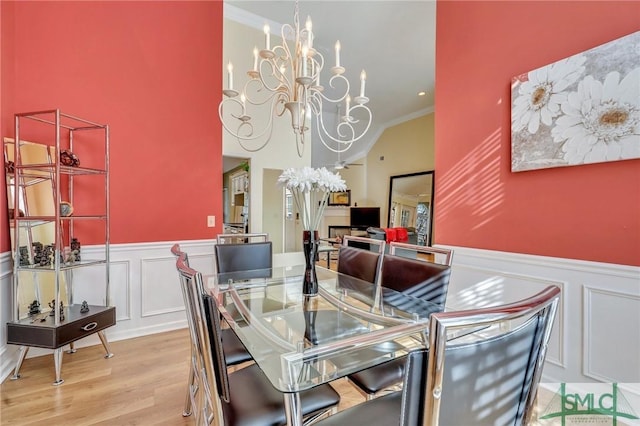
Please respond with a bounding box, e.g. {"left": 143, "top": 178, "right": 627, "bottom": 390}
{"left": 511, "top": 31, "right": 639, "bottom": 172}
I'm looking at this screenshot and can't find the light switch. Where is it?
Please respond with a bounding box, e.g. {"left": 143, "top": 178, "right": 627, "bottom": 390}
{"left": 207, "top": 215, "right": 215, "bottom": 227}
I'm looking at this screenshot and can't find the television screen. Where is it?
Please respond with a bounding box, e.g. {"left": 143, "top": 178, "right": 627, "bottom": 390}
{"left": 350, "top": 207, "right": 380, "bottom": 229}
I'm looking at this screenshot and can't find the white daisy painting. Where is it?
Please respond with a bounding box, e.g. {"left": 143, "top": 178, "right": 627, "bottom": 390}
{"left": 511, "top": 31, "right": 639, "bottom": 172}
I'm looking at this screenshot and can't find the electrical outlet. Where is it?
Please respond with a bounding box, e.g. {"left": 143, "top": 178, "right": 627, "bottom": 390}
{"left": 207, "top": 215, "right": 215, "bottom": 227}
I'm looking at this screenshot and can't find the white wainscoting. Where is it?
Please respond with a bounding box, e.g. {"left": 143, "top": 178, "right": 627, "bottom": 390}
{"left": 1, "top": 243, "right": 639, "bottom": 394}
{"left": 443, "top": 245, "right": 640, "bottom": 399}
{"left": 1, "top": 252, "right": 14, "bottom": 379}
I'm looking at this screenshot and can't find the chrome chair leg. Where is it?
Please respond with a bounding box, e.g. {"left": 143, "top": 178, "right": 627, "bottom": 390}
{"left": 183, "top": 365, "right": 196, "bottom": 417}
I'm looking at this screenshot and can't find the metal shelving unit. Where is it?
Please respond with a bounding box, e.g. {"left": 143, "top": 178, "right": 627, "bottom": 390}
{"left": 3, "top": 109, "right": 115, "bottom": 385}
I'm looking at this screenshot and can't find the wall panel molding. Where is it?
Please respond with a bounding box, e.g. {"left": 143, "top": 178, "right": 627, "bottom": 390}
{"left": 439, "top": 244, "right": 640, "bottom": 388}
{"left": 140, "top": 255, "right": 185, "bottom": 317}
{"left": 583, "top": 285, "right": 640, "bottom": 383}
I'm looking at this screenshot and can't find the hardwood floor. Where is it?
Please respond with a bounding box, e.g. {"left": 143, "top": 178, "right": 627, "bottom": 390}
{"left": 1, "top": 329, "right": 364, "bottom": 425}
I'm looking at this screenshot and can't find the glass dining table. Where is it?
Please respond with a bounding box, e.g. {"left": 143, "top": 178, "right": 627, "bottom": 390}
{"left": 204, "top": 264, "right": 443, "bottom": 426}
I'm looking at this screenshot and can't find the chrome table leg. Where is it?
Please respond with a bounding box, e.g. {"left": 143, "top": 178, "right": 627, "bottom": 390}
{"left": 284, "top": 392, "right": 303, "bottom": 426}
{"left": 10, "top": 346, "right": 29, "bottom": 380}
{"left": 97, "top": 330, "right": 114, "bottom": 358}
{"left": 53, "top": 347, "right": 64, "bottom": 385}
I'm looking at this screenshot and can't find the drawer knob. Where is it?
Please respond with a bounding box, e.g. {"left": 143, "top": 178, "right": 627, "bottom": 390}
{"left": 81, "top": 322, "right": 98, "bottom": 331}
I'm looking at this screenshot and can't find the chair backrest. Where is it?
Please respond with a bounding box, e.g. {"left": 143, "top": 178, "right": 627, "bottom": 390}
{"left": 217, "top": 233, "right": 269, "bottom": 245}
{"left": 214, "top": 241, "right": 273, "bottom": 277}
{"left": 378, "top": 254, "right": 451, "bottom": 306}
{"left": 389, "top": 241, "right": 453, "bottom": 266}
{"left": 175, "top": 252, "right": 228, "bottom": 421}
{"left": 342, "top": 235, "right": 386, "bottom": 253}
{"left": 170, "top": 242, "right": 189, "bottom": 265}
{"left": 399, "top": 285, "right": 561, "bottom": 426}
{"left": 171, "top": 244, "right": 198, "bottom": 346}
{"left": 336, "top": 245, "right": 383, "bottom": 284}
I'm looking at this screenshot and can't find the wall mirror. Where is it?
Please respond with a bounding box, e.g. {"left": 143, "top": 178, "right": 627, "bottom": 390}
{"left": 387, "top": 171, "right": 434, "bottom": 246}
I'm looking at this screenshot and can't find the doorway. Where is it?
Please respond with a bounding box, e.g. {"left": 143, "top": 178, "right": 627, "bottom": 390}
{"left": 222, "top": 156, "right": 250, "bottom": 234}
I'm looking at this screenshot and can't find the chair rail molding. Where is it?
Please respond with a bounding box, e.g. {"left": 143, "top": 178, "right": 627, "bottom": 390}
{"left": 2, "top": 242, "right": 638, "bottom": 397}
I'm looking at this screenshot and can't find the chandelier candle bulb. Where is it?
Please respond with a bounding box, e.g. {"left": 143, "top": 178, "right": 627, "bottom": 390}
{"left": 264, "top": 24, "right": 270, "bottom": 50}
{"left": 253, "top": 47, "right": 259, "bottom": 71}
{"left": 360, "top": 70, "right": 366, "bottom": 97}
{"left": 335, "top": 40, "right": 341, "bottom": 67}
{"left": 302, "top": 46, "right": 309, "bottom": 77}
{"left": 346, "top": 95, "right": 351, "bottom": 113}
{"left": 227, "top": 62, "right": 233, "bottom": 90}
{"left": 305, "top": 16, "right": 313, "bottom": 48}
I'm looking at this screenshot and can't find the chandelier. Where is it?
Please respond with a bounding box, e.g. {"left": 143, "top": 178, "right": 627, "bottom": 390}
{"left": 218, "top": 1, "right": 372, "bottom": 157}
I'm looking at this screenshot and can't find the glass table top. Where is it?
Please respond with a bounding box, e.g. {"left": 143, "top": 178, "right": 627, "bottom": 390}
{"left": 206, "top": 265, "right": 440, "bottom": 392}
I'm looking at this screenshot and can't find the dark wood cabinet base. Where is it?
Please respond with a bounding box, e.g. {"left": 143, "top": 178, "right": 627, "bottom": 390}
{"left": 7, "top": 305, "right": 115, "bottom": 349}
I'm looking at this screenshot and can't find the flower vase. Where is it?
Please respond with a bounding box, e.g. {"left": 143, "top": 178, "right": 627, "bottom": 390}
{"left": 302, "top": 230, "right": 319, "bottom": 296}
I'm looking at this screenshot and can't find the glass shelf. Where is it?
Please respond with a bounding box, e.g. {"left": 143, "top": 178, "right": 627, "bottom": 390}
{"left": 16, "top": 258, "right": 107, "bottom": 272}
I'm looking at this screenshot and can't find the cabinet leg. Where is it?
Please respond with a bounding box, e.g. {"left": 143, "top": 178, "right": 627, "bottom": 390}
{"left": 53, "top": 348, "right": 64, "bottom": 386}
{"left": 97, "top": 330, "right": 114, "bottom": 358}
{"left": 66, "top": 342, "right": 77, "bottom": 354}
{"left": 10, "top": 346, "right": 29, "bottom": 380}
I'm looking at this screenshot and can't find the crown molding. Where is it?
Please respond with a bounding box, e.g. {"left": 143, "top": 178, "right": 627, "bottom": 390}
{"left": 224, "top": 3, "right": 285, "bottom": 39}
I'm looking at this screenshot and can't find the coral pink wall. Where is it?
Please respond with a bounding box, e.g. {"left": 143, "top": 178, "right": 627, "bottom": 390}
{"left": 435, "top": 1, "right": 640, "bottom": 266}
{"left": 1, "top": 1, "right": 223, "bottom": 251}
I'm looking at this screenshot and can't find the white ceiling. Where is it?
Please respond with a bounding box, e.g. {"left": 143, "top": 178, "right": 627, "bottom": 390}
{"left": 224, "top": 1, "right": 436, "bottom": 168}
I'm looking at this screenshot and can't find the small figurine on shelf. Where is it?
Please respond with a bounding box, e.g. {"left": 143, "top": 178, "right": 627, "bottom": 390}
{"left": 5, "top": 160, "right": 15, "bottom": 174}
{"left": 60, "top": 149, "right": 80, "bottom": 167}
{"left": 71, "top": 238, "right": 81, "bottom": 261}
{"left": 80, "top": 301, "right": 90, "bottom": 313}
{"left": 8, "top": 208, "right": 25, "bottom": 219}
{"left": 44, "top": 244, "right": 54, "bottom": 266}
{"left": 33, "top": 242, "right": 54, "bottom": 266}
{"left": 48, "top": 299, "right": 65, "bottom": 321}
{"left": 19, "top": 246, "right": 31, "bottom": 266}
{"left": 28, "top": 300, "right": 41, "bottom": 316}
{"left": 32, "top": 242, "right": 47, "bottom": 266}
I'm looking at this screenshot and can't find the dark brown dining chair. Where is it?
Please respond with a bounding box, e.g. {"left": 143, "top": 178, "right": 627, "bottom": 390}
{"left": 347, "top": 254, "right": 452, "bottom": 399}
{"left": 175, "top": 253, "right": 340, "bottom": 425}
{"left": 214, "top": 241, "right": 273, "bottom": 279}
{"left": 316, "top": 285, "right": 561, "bottom": 426}
{"left": 171, "top": 244, "right": 252, "bottom": 419}
{"left": 336, "top": 236, "right": 385, "bottom": 284}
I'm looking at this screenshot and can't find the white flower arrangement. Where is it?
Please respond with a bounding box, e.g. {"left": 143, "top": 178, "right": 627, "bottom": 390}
{"left": 278, "top": 167, "right": 347, "bottom": 231}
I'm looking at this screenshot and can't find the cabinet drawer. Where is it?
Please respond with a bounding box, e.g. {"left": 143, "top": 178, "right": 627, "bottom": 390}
{"left": 7, "top": 305, "right": 116, "bottom": 349}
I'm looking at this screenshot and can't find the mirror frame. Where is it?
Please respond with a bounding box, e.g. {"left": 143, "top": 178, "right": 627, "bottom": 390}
{"left": 387, "top": 171, "right": 435, "bottom": 246}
